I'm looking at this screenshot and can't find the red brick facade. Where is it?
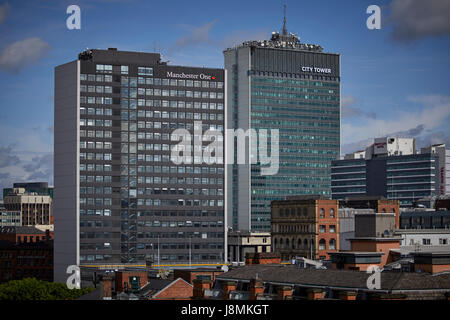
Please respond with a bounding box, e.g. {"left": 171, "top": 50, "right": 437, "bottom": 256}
{"left": 315, "top": 200, "right": 339, "bottom": 260}
{"left": 115, "top": 271, "right": 148, "bottom": 292}
{"left": 173, "top": 269, "right": 224, "bottom": 284}
{"left": 151, "top": 278, "right": 193, "bottom": 300}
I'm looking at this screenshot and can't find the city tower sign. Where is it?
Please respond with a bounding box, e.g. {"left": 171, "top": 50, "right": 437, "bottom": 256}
{"left": 301, "top": 66, "right": 332, "bottom": 74}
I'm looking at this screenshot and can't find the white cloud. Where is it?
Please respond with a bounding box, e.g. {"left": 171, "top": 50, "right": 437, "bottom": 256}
{"left": 342, "top": 94, "right": 450, "bottom": 154}
{"left": 0, "top": 37, "right": 51, "bottom": 72}
{"left": 390, "top": 0, "right": 450, "bottom": 41}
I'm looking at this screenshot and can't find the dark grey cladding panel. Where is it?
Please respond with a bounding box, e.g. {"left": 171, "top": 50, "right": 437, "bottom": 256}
{"left": 90, "top": 49, "right": 161, "bottom": 65}
{"left": 79, "top": 49, "right": 224, "bottom": 81}
{"left": 251, "top": 47, "right": 340, "bottom": 77}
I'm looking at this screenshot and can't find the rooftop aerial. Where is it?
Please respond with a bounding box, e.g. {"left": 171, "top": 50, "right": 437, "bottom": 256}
{"left": 225, "top": 4, "right": 324, "bottom": 53}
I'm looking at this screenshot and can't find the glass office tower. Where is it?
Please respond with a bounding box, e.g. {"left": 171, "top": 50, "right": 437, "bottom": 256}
{"left": 224, "top": 26, "right": 341, "bottom": 231}
{"left": 54, "top": 49, "right": 225, "bottom": 282}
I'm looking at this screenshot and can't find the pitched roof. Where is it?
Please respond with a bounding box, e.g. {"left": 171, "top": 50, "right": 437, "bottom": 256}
{"left": 0, "top": 226, "right": 46, "bottom": 234}
{"left": 216, "top": 265, "right": 450, "bottom": 291}
{"left": 151, "top": 278, "right": 193, "bottom": 299}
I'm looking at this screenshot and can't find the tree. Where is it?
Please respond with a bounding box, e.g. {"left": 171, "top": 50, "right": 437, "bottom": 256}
{"left": 0, "top": 278, "right": 95, "bottom": 300}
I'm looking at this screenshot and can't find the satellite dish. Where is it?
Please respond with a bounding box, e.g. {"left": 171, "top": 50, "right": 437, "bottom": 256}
{"left": 221, "top": 265, "right": 229, "bottom": 272}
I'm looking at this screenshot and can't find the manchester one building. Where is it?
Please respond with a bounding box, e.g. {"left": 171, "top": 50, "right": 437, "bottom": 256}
{"left": 224, "top": 23, "right": 341, "bottom": 231}
{"left": 54, "top": 49, "right": 226, "bottom": 282}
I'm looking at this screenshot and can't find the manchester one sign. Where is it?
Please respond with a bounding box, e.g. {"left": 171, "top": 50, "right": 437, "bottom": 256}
{"left": 301, "top": 66, "right": 332, "bottom": 74}
{"left": 167, "top": 71, "right": 215, "bottom": 80}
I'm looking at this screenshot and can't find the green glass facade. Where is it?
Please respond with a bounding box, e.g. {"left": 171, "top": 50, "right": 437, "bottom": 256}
{"left": 249, "top": 75, "right": 340, "bottom": 230}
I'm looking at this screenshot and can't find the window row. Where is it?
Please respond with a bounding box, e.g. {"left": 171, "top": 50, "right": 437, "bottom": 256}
{"left": 80, "top": 96, "right": 113, "bottom": 104}
{"left": 136, "top": 198, "right": 223, "bottom": 207}
{"left": 80, "top": 164, "right": 112, "bottom": 172}
{"left": 80, "top": 209, "right": 112, "bottom": 216}
{"left": 80, "top": 153, "right": 112, "bottom": 161}
{"left": 80, "top": 74, "right": 113, "bottom": 82}
{"left": 136, "top": 220, "right": 223, "bottom": 228}
{"left": 136, "top": 121, "right": 224, "bottom": 131}
{"left": 80, "top": 85, "right": 113, "bottom": 94}
{"left": 80, "top": 130, "right": 112, "bottom": 139}
{"left": 80, "top": 175, "right": 112, "bottom": 183}
{"left": 134, "top": 166, "right": 224, "bottom": 175}
{"left": 80, "top": 107, "right": 113, "bottom": 116}
{"left": 127, "top": 76, "right": 224, "bottom": 89}
{"left": 80, "top": 198, "right": 113, "bottom": 206}
{"left": 80, "top": 119, "right": 112, "bottom": 127}
{"left": 132, "top": 99, "right": 224, "bottom": 110}
{"left": 319, "top": 225, "right": 336, "bottom": 233}
{"left": 135, "top": 188, "right": 223, "bottom": 196}
{"left": 136, "top": 176, "right": 223, "bottom": 185}
{"left": 80, "top": 186, "right": 112, "bottom": 195}
{"left": 122, "top": 88, "right": 224, "bottom": 100}
{"left": 80, "top": 141, "right": 112, "bottom": 149}
{"left": 134, "top": 110, "right": 224, "bottom": 120}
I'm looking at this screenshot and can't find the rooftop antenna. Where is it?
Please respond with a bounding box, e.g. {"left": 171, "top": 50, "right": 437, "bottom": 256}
{"left": 282, "top": 3, "right": 288, "bottom": 36}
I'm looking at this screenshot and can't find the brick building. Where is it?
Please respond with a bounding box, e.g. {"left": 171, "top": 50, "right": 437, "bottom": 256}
{"left": 271, "top": 196, "right": 339, "bottom": 261}
{"left": 0, "top": 239, "right": 53, "bottom": 283}
{"left": 208, "top": 264, "right": 450, "bottom": 300}
{"left": 0, "top": 226, "right": 54, "bottom": 244}
{"left": 173, "top": 268, "right": 224, "bottom": 285}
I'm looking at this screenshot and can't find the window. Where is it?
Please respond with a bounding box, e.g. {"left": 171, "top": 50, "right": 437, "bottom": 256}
{"left": 330, "top": 208, "right": 335, "bottom": 218}
{"left": 422, "top": 239, "right": 431, "bottom": 245}
{"left": 319, "top": 208, "right": 325, "bottom": 218}
{"left": 319, "top": 239, "right": 326, "bottom": 250}
{"left": 138, "top": 67, "right": 153, "bottom": 76}
{"left": 319, "top": 225, "right": 326, "bottom": 233}
{"left": 121, "top": 65, "right": 129, "bottom": 74}
{"left": 329, "top": 239, "right": 336, "bottom": 250}
{"left": 329, "top": 225, "right": 336, "bottom": 233}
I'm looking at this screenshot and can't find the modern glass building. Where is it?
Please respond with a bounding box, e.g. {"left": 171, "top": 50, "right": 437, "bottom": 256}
{"left": 54, "top": 49, "right": 226, "bottom": 282}
{"left": 224, "top": 23, "right": 341, "bottom": 231}
{"left": 331, "top": 153, "right": 440, "bottom": 207}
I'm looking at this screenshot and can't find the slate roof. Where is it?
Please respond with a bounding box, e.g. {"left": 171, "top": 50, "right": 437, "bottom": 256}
{"left": 216, "top": 264, "right": 450, "bottom": 292}
{"left": 0, "top": 226, "right": 45, "bottom": 234}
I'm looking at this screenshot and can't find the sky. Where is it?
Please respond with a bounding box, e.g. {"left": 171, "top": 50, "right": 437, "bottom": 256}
{"left": 0, "top": 0, "right": 449, "bottom": 193}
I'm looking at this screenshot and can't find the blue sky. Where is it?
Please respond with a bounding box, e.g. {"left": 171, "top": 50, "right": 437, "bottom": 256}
{"left": 0, "top": 0, "right": 449, "bottom": 192}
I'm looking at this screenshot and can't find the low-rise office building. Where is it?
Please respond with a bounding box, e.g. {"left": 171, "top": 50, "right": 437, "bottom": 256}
{"left": 271, "top": 196, "right": 339, "bottom": 261}
{"left": 0, "top": 209, "right": 21, "bottom": 227}
{"left": 395, "top": 229, "right": 450, "bottom": 246}
{"left": 400, "top": 209, "right": 450, "bottom": 229}
{"left": 227, "top": 231, "right": 271, "bottom": 264}
{"left": 332, "top": 140, "right": 449, "bottom": 207}
{"left": 3, "top": 188, "right": 52, "bottom": 226}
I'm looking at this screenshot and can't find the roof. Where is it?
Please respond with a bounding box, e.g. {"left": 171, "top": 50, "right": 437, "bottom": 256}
{"left": 215, "top": 264, "right": 450, "bottom": 291}
{"left": 77, "top": 288, "right": 102, "bottom": 300}
{"left": 391, "top": 246, "right": 450, "bottom": 255}
{"left": 139, "top": 278, "right": 193, "bottom": 299}
{"left": 0, "top": 226, "right": 46, "bottom": 234}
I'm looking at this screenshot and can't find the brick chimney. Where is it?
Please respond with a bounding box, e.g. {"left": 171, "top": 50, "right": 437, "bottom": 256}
{"left": 245, "top": 252, "right": 281, "bottom": 265}
{"left": 249, "top": 277, "right": 264, "bottom": 300}
{"left": 339, "top": 291, "right": 357, "bottom": 301}
{"left": 100, "top": 275, "right": 113, "bottom": 300}
{"left": 307, "top": 288, "right": 323, "bottom": 300}
{"left": 221, "top": 281, "right": 237, "bottom": 300}
{"left": 192, "top": 279, "right": 212, "bottom": 299}
{"left": 277, "top": 286, "right": 293, "bottom": 300}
